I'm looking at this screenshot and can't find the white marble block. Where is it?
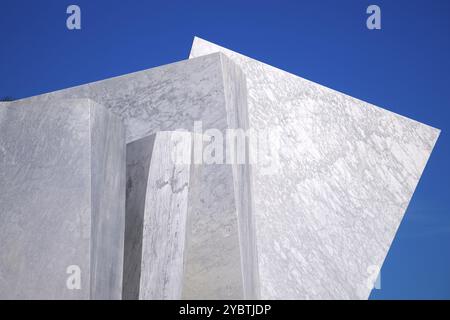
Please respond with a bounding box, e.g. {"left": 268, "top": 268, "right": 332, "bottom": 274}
{"left": 123, "top": 131, "right": 195, "bottom": 300}
{"left": 190, "top": 37, "right": 441, "bottom": 299}
{"left": 17, "top": 54, "right": 250, "bottom": 299}
{"left": 0, "top": 98, "right": 126, "bottom": 299}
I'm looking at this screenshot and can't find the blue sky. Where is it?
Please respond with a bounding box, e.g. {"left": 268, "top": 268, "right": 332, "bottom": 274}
{"left": 1, "top": 0, "right": 449, "bottom": 299}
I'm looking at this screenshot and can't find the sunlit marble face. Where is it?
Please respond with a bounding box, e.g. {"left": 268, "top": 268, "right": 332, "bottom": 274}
{"left": 0, "top": 98, "right": 126, "bottom": 300}
{"left": 0, "top": 38, "right": 440, "bottom": 300}
{"left": 0, "top": 54, "right": 249, "bottom": 300}
{"left": 190, "top": 37, "right": 440, "bottom": 299}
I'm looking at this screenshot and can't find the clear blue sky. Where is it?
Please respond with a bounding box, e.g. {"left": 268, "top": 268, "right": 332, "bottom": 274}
{"left": 1, "top": 0, "right": 449, "bottom": 299}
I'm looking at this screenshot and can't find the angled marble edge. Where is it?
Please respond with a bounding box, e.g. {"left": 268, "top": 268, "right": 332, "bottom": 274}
{"left": 190, "top": 37, "right": 441, "bottom": 133}
{"left": 180, "top": 55, "right": 252, "bottom": 299}
{"left": 124, "top": 131, "right": 194, "bottom": 300}
{"left": 190, "top": 37, "right": 441, "bottom": 299}
{"left": 18, "top": 53, "right": 230, "bottom": 143}
{"left": 89, "top": 100, "right": 126, "bottom": 300}
{"left": 142, "top": 132, "right": 194, "bottom": 299}
{"left": 219, "top": 55, "right": 259, "bottom": 299}
{"left": 123, "top": 134, "right": 156, "bottom": 300}
{"left": 0, "top": 98, "right": 126, "bottom": 299}
{"left": 13, "top": 54, "right": 249, "bottom": 298}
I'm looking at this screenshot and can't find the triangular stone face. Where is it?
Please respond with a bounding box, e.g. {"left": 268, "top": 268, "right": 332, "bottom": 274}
{"left": 190, "top": 37, "right": 440, "bottom": 299}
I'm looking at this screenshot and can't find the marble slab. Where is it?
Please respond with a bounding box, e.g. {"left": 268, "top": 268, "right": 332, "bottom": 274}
{"left": 15, "top": 54, "right": 249, "bottom": 299}
{"left": 190, "top": 37, "right": 441, "bottom": 299}
{"left": 124, "top": 131, "right": 195, "bottom": 299}
{"left": 122, "top": 135, "right": 156, "bottom": 300}
{"left": 0, "top": 98, "right": 125, "bottom": 299}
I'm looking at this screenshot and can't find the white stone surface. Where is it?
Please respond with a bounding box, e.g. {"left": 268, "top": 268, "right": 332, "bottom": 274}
{"left": 124, "top": 131, "right": 195, "bottom": 300}
{"left": 122, "top": 135, "right": 156, "bottom": 300}
{"left": 0, "top": 98, "right": 125, "bottom": 299}
{"left": 190, "top": 37, "right": 441, "bottom": 299}
{"left": 13, "top": 54, "right": 249, "bottom": 299}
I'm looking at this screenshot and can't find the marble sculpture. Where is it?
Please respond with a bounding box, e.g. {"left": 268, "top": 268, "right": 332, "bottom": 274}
{"left": 0, "top": 37, "right": 440, "bottom": 300}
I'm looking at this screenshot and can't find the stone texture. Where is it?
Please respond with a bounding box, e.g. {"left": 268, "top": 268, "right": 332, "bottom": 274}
{"left": 122, "top": 135, "right": 156, "bottom": 300}
{"left": 123, "top": 131, "right": 195, "bottom": 300}
{"left": 0, "top": 98, "right": 125, "bottom": 299}
{"left": 90, "top": 101, "right": 126, "bottom": 299}
{"left": 190, "top": 37, "right": 441, "bottom": 299}
{"left": 17, "top": 53, "right": 249, "bottom": 299}
{"left": 219, "top": 56, "right": 259, "bottom": 299}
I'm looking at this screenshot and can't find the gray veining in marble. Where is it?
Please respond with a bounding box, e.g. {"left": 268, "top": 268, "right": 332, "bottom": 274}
{"left": 0, "top": 98, "right": 125, "bottom": 299}
{"left": 15, "top": 54, "right": 249, "bottom": 299}
{"left": 22, "top": 53, "right": 237, "bottom": 144}
{"left": 190, "top": 37, "right": 441, "bottom": 299}
{"left": 124, "top": 131, "right": 195, "bottom": 300}
{"left": 123, "top": 134, "right": 156, "bottom": 300}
